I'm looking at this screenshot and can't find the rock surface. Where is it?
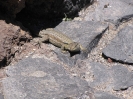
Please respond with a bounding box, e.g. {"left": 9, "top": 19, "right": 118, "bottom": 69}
{"left": 1, "top": 0, "right": 133, "bottom": 99}
{"left": 0, "top": 0, "right": 92, "bottom": 18}
{"left": 89, "top": 62, "right": 133, "bottom": 91}
{"left": 103, "top": 23, "right": 133, "bottom": 64}
{"left": 111, "top": 65, "right": 133, "bottom": 91}
{"left": 3, "top": 56, "right": 130, "bottom": 99}
{"left": 0, "top": 20, "right": 32, "bottom": 66}
{"left": 0, "top": 93, "right": 4, "bottom": 99}
{"left": 95, "top": 92, "right": 122, "bottom": 99}
{"left": 83, "top": 0, "right": 133, "bottom": 24}
{"left": 3, "top": 57, "right": 93, "bottom": 99}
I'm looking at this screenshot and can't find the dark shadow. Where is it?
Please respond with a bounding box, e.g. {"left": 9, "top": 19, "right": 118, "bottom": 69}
{"left": 70, "top": 51, "right": 81, "bottom": 57}
{"left": 115, "top": 14, "right": 133, "bottom": 28}
{"left": 86, "top": 26, "right": 109, "bottom": 53}
{"left": 0, "top": 0, "right": 93, "bottom": 36}
{"left": 16, "top": 8, "right": 63, "bottom": 37}
{"left": 102, "top": 53, "right": 133, "bottom": 65}
{"left": 0, "top": 5, "right": 63, "bottom": 37}
{"left": 104, "top": 14, "right": 133, "bottom": 29}
{"left": 0, "top": 9, "right": 30, "bottom": 35}
{"left": 0, "top": 58, "right": 7, "bottom": 68}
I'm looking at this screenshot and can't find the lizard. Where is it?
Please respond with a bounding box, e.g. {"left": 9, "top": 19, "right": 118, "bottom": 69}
{"left": 32, "top": 28, "right": 87, "bottom": 53}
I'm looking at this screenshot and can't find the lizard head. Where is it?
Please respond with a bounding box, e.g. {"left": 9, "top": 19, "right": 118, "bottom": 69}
{"left": 68, "top": 42, "right": 80, "bottom": 52}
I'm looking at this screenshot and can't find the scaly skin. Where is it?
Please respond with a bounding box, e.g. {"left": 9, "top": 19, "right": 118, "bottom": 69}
{"left": 33, "top": 28, "right": 86, "bottom": 52}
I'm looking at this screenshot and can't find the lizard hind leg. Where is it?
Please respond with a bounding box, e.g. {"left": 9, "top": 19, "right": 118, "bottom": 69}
{"left": 61, "top": 45, "right": 69, "bottom": 54}
{"left": 31, "top": 38, "right": 42, "bottom": 48}
{"left": 33, "top": 35, "right": 49, "bottom": 48}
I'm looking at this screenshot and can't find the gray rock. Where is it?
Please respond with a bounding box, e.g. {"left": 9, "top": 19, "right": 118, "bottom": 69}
{"left": 54, "top": 21, "right": 108, "bottom": 65}
{"left": 95, "top": 91, "right": 122, "bottom": 99}
{"left": 0, "top": 93, "right": 4, "bottom": 99}
{"left": 86, "top": 62, "right": 133, "bottom": 92}
{"left": 89, "top": 62, "right": 111, "bottom": 87}
{"left": 110, "top": 65, "right": 133, "bottom": 91}
{"left": 2, "top": 57, "right": 93, "bottom": 99}
{"left": 103, "top": 25, "right": 133, "bottom": 64}
{"left": 84, "top": 0, "right": 133, "bottom": 25}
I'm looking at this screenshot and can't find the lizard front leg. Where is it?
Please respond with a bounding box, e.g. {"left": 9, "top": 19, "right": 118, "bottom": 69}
{"left": 32, "top": 35, "right": 49, "bottom": 48}
{"left": 80, "top": 45, "right": 88, "bottom": 52}
{"left": 37, "top": 35, "right": 49, "bottom": 48}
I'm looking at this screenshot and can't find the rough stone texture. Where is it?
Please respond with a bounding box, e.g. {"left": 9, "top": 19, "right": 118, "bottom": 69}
{"left": 0, "top": 20, "right": 32, "bottom": 66}
{"left": 54, "top": 21, "right": 108, "bottom": 66}
{"left": 95, "top": 92, "right": 122, "bottom": 99}
{"left": 3, "top": 57, "right": 130, "bottom": 99}
{"left": 103, "top": 24, "right": 133, "bottom": 64}
{"left": 111, "top": 65, "right": 133, "bottom": 91}
{"left": 89, "top": 62, "right": 111, "bottom": 88}
{"left": 83, "top": 0, "right": 133, "bottom": 25}
{"left": 3, "top": 57, "right": 93, "bottom": 99}
{"left": 88, "top": 62, "right": 133, "bottom": 92}
{"left": 0, "top": 93, "right": 4, "bottom": 99}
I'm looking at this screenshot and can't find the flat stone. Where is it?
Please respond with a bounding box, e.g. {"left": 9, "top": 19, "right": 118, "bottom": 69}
{"left": 103, "top": 24, "right": 133, "bottom": 64}
{"left": 3, "top": 55, "right": 132, "bottom": 99}
{"left": 54, "top": 21, "right": 108, "bottom": 66}
{"left": 2, "top": 57, "right": 93, "bottom": 99}
{"left": 84, "top": 0, "right": 133, "bottom": 23}
{"left": 86, "top": 62, "right": 133, "bottom": 91}
{"left": 0, "top": 20, "right": 31, "bottom": 66}
{"left": 0, "top": 93, "right": 4, "bottom": 99}
{"left": 110, "top": 65, "right": 133, "bottom": 91}
{"left": 95, "top": 91, "right": 122, "bottom": 99}
{"left": 89, "top": 62, "right": 111, "bottom": 87}
{"left": 78, "top": 62, "right": 131, "bottom": 98}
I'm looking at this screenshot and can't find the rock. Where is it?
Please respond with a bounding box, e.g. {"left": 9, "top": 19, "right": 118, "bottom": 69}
{"left": 84, "top": 0, "right": 133, "bottom": 26}
{"left": 2, "top": 57, "right": 93, "bottom": 99}
{"left": 89, "top": 62, "right": 111, "bottom": 87}
{"left": 0, "top": 93, "right": 4, "bottom": 99}
{"left": 86, "top": 62, "right": 133, "bottom": 91}
{"left": 0, "top": 20, "right": 32, "bottom": 66}
{"left": 94, "top": 91, "right": 122, "bottom": 99}
{"left": 54, "top": 21, "right": 108, "bottom": 65}
{"left": 103, "top": 24, "right": 133, "bottom": 64}
{"left": 4, "top": 57, "right": 130, "bottom": 98}
{"left": 111, "top": 65, "right": 133, "bottom": 91}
